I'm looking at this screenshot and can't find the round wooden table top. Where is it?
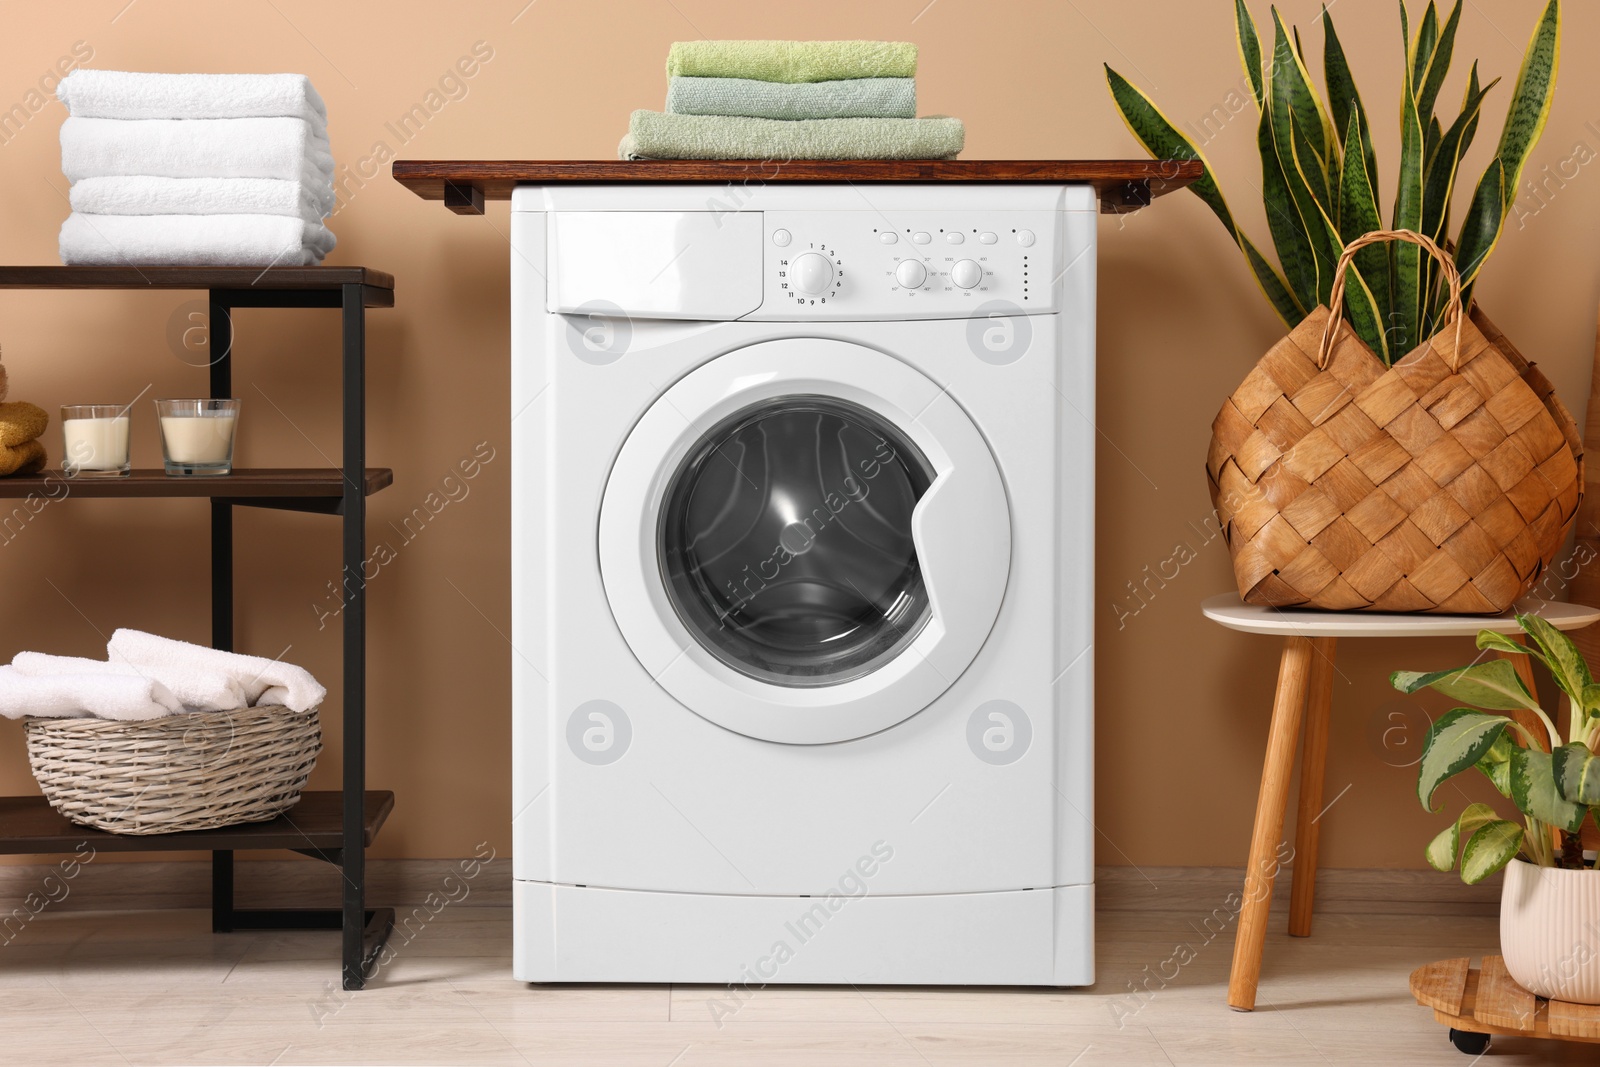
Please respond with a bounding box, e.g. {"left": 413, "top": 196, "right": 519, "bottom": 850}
{"left": 1201, "top": 593, "right": 1600, "bottom": 638}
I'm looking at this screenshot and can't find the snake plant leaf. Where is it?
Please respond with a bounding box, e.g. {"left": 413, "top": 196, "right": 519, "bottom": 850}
{"left": 1418, "top": 709, "right": 1513, "bottom": 810}
{"left": 1287, "top": 113, "right": 1341, "bottom": 308}
{"left": 1424, "top": 116, "right": 1442, "bottom": 169}
{"left": 1322, "top": 5, "right": 1377, "bottom": 198}
{"left": 1411, "top": 1, "right": 1439, "bottom": 91}
{"left": 1416, "top": 0, "right": 1463, "bottom": 124}
{"left": 1419, "top": 76, "right": 1496, "bottom": 330}
{"left": 1336, "top": 114, "right": 1390, "bottom": 360}
{"left": 1270, "top": 9, "right": 1335, "bottom": 171}
{"left": 1392, "top": 659, "right": 1540, "bottom": 712}
{"left": 1494, "top": 0, "right": 1561, "bottom": 210}
{"left": 1427, "top": 801, "right": 1503, "bottom": 871}
{"left": 1461, "top": 62, "right": 1485, "bottom": 159}
{"left": 1512, "top": 746, "right": 1588, "bottom": 833}
{"left": 1518, "top": 613, "right": 1593, "bottom": 702}
{"left": 1455, "top": 157, "right": 1504, "bottom": 305}
{"left": 1459, "top": 818, "right": 1524, "bottom": 883}
{"left": 1105, "top": 65, "right": 1303, "bottom": 326}
{"left": 1235, "top": 0, "right": 1264, "bottom": 109}
{"left": 1392, "top": 35, "right": 1428, "bottom": 353}
{"left": 1553, "top": 742, "right": 1600, "bottom": 805}
{"left": 1241, "top": 234, "right": 1306, "bottom": 323}
{"left": 1257, "top": 100, "right": 1320, "bottom": 313}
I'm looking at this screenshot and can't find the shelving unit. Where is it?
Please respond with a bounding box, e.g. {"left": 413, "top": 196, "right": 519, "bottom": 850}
{"left": 0, "top": 266, "right": 395, "bottom": 990}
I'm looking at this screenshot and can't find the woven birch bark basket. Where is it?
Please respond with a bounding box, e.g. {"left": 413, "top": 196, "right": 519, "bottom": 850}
{"left": 24, "top": 706, "right": 321, "bottom": 835}
{"left": 1207, "top": 229, "right": 1584, "bottom": 613}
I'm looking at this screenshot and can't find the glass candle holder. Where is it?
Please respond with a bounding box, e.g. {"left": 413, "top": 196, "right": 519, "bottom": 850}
{"left": 155, "top": 398, "right": 239, "bottom": 476}
{"left": 60, "top": 405, "right": 131, "bottom": 478}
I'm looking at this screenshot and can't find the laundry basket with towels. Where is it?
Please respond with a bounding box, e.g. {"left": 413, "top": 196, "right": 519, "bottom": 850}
{"left": 3, "top": 630, "right": 326, "bottom": 835}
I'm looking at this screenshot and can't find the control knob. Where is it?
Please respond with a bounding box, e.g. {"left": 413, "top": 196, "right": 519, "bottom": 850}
{"left": 951, "top": 259, "right": 984, "bottom": 289}
{"left": 791, "top": 252, "right": 835, "bottom": 295}
{"left": 894, "top": 260, "right": 927, "bottom": 289}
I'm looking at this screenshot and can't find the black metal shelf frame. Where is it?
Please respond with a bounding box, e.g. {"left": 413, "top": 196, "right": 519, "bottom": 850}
{"left": 203, "top": 283, "right": 394, "bottom": 989}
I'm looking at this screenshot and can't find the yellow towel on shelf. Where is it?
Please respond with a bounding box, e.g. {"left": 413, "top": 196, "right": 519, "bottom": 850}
{"left": 0, "top": 439, "right": 46, "bottom": 477}
{"left": 0, "top": 402, "right": 47, "bottom": 448}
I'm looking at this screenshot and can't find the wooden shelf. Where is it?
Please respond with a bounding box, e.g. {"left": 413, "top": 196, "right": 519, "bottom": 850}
{"left": 0, "top": 266, "right": 394, "bottom": 307}
{"left": 0, "top": 468, "right": 393, "bottom": 500}
{"left": 391, "top": 158, "right": 1204, "bottom": 215}
{"left": 0, "top": 790, "right": 393, "bottom": 855}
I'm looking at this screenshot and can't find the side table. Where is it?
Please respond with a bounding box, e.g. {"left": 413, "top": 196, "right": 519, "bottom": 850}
{"left": 1201, "top": 593, "right": 1600, "bottom": 1011}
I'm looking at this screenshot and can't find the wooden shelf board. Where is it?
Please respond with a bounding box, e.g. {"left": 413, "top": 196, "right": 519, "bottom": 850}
{"left": 0, "top": 266, "right": 394, "bottom": 306}
{"left": 0, "top": 790, "right": 393, "bottom": 855}
{"left": 391, "top": 159, "right": 1203, "bottom": 214}
{"left": 0, "top": 468, "right": 393, "bottom": 499}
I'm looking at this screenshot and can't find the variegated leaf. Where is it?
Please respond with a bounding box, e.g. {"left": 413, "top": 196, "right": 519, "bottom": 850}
{"left": 1418, "top": 709, "right": 1513, "bottom": 810}
{"left": 1460, "top": 819, "right": 1524, "bottom": 883}
{"left": 1391, "top": 659, "right": 1540, "bottom": 712}
{"left": 1427, "top": 801, "right": 1502, "bottom": 871}
{"left": 1553, "top": 742, "right": 1600, "bottom": 805}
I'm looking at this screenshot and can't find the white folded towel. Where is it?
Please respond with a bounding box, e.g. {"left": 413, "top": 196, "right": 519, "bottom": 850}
{"left": 57, "top": 70, "right": 328, "bottom": 131}
{"left": 107, "top": 629, "right": 324, "bottom": 713}
{"left": 12, "top": 651, "right": 247, "bottom": 712}
{"left": 0, "top": 664, "right": 181, "bottom": 721}
{"left": 60, "top": 213, "right": 336, "bottom": 267}
{"left": 61, "top": 116, "right": 334, "bottom": 185}
{"left": 71, "top": 176, "right": 331, "bottom": 224}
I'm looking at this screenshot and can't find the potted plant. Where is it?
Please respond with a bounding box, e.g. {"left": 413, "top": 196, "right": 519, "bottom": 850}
{"left": 1105, "top": 0, "right": 1560, "bottom": 362}
{"left": 1395, "top": 615, "right": 1600, "bottom": 1002}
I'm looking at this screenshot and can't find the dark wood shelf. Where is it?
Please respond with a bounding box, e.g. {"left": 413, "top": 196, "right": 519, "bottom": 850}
{"left": 0, "top": 266, "right": 394, "bottom": 307}
{"left": 0, "top": 467, "right": 392, "bottom": 504}
{"left": 0, "top": 790, "right": 393, "bottom": 855}
{"left": 391, "top": 158, "right": 1203, "bottom": 215}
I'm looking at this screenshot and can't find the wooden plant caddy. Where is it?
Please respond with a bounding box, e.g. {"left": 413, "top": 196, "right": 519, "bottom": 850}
{"left": 1411, "top": 955, "right": 1600, "bottom": 1054}
{"left": 0, "top": 266, "right": 396, "bottom": 990}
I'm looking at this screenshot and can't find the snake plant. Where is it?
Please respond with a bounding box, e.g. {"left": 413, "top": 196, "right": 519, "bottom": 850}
{"left": 1107, "top": 1, "right": 1560, "bottom": 364}
{"left": 1394, "top": 615, "right": 1600, "bottom": 882}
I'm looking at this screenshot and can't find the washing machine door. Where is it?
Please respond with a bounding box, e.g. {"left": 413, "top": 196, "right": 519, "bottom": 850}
{"left": 599, "top": 338, "right": 1011, "bottom": 744}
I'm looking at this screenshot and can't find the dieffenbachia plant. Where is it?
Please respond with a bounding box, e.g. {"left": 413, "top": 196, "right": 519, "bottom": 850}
{"left": 1393, "top": 614, "right": 1600, "bottom": 882}
{"left": 1106, "top": 0, "right": 1560, "bottom": 364}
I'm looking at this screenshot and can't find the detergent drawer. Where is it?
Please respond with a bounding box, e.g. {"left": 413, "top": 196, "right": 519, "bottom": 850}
{"left": 548, "top": 211, "right": 764, "bottom": 320}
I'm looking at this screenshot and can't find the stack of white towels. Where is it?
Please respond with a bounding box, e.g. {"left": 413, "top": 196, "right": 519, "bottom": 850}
{"left": 0, "top": 629, "right": 325, "bottom": 721}
{"left": 56, "top": 70, "right": 336, "bottom": 267}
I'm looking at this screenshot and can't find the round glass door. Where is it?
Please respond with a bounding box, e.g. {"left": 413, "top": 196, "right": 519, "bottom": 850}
{"left": 659, "top": 395, "right": 934, "bottom": 687}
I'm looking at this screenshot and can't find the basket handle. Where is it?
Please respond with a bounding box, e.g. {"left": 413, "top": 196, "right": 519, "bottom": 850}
{"left": 1316, "top": 228, "right": 1465, "bottom": 371}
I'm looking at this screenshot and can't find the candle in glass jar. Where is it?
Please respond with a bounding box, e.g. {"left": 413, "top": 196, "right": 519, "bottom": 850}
{"left": 154, "top": 398, "right": 239, "bottom": 476}
{"left": 60, "top": 406, "right": 131, "bottom": 477}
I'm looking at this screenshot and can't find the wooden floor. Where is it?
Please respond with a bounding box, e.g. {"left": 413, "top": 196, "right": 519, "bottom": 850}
{"left": 1, "top": 865, "right": 1590, "bottom": 1065}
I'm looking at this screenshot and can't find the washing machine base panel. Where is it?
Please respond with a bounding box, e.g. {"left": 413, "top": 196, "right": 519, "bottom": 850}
{"left": 513, "top": 879, "right": 1094, "bottom": 986}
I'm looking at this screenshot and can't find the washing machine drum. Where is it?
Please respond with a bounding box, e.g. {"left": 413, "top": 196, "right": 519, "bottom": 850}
{"left": 660, "top": 395, "right": 934, "bottom": 688}
{"left": 599, "top": 338, "right": 1011, "bottom": 744}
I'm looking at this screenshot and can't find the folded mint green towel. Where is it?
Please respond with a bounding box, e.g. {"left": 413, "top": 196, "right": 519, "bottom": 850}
{"left": 667, "top": 77, "right": 916, "bottom": 120}
{"left": 619, "top": 111, "right": 963, "bottom": 161}
{"left": 665, "top": 40, "right": 917, "bottom": 83}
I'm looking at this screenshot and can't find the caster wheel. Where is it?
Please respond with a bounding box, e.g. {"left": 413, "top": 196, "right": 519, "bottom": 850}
{"left": 1449, "top": 1028, "right": 1491, "bottom": 1055}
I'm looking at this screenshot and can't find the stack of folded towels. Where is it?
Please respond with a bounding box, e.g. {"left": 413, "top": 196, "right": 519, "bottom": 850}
{"left": 55, "top": 70, "right": 336, "bottom": 267}
{"left": 0, "top": 629, "right": 325, "bottom": 721}
{"left": 621, "top": 40, "right": 964, "bottom": 161}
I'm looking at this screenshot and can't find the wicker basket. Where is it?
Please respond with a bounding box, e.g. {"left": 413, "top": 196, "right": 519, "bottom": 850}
{"left": 1207, "top": 229, "right": 1584, "bottom": 613}
{"left": 25, "top": 706, "right": 321, "bottom": 835}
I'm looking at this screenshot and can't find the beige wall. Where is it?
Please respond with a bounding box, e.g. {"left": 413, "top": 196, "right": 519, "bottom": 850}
{"left": 0, "top": 1, "right": 1594, "bottom": 868}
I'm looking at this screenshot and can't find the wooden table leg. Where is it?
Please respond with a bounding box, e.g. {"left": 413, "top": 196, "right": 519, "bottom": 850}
{"left": 1228, "top": 635, "right": 1313, "bottom": 1012}
{"left": 1288, "top": 636, "right": 1337, "bottom": 938}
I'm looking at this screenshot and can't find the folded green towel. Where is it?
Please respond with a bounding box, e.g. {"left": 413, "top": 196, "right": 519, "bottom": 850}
{"left": 619, "top": 111, "right": 963, "bottom": 161}
{"left": 667, "top": 77, "right": 916, "bottom": 120}
{"left": 665, "top": 40, "right": 917, "bottom": 83}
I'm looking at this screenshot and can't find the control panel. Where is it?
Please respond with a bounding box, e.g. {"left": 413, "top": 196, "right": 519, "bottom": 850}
{"left": 758, "top": 211, "right": 1058, "bottom": 320}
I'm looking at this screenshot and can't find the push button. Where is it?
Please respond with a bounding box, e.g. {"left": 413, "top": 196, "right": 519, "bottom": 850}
{"left": 979, "top": 232, "right": 998, "bottom": 244}
{"left": 912, "top": 231, "right": 931, "bottom": 244}
{"left": 879, "top": 231, "right": 898, "bottom": 244}
{"left": 772, "top": 229, "right": 792, "bottom": 246}
{"left": 1016, "top": 229, "right": 1035, "bottom": 247}
{"left": 946, "top": 232, "right": 965, "bottom": 244}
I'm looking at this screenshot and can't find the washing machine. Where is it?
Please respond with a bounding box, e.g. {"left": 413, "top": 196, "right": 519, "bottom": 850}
{"left": 510, "top": 182, "right": 1096, "bottom": 986}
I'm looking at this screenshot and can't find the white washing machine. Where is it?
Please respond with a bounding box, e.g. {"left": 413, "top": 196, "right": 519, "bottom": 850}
{"left": 510, "top": 183, "right": 1096, "bottom": 986}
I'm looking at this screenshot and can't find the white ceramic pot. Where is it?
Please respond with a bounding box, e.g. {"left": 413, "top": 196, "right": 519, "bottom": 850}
{"left": 1501, "top": 857, "right": 1600, "bottom": 1003}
